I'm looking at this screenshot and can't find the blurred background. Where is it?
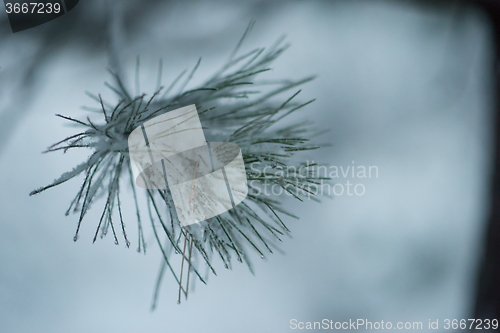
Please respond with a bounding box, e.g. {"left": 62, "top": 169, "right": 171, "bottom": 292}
{"left": 0, "top": 0, "right": 497, "bottom": 332}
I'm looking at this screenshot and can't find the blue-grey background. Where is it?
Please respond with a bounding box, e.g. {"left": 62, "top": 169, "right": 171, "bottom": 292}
{"left": 0, "top": 0, "right": 494, "bottom": 332}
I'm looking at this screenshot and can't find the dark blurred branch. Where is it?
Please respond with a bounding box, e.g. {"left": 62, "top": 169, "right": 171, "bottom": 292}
{"left": 473, "top": 0, "right": 500, "bottom": 324}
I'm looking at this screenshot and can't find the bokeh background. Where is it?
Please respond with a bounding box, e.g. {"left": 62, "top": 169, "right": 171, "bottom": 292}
{"left": 0, "top": 0, "right": 496, "bottom": 332}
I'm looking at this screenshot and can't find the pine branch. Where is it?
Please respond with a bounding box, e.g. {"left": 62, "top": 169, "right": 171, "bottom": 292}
{"left": 30, "top": 24, "right": 331, "bottom": 306}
